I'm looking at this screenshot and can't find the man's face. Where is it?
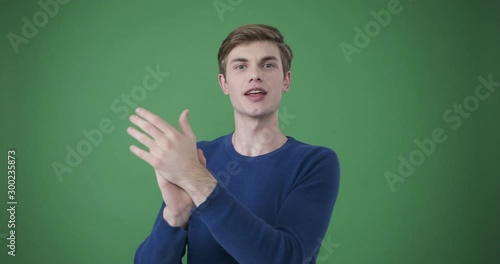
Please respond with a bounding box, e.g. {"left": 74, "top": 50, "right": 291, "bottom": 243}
{"left": 218, "top": 41, "right": 291, "bottom": 119}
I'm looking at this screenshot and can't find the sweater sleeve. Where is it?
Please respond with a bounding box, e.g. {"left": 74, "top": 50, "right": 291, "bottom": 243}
{"left": 191, "top": 149, "right": 340, "bottom": 263}
{"left": 134, "top": 202, "right": 188, "bottom": 264}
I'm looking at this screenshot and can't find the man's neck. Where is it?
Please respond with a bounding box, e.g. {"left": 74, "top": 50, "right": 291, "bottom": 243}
{"left": 232, "top": 111, "right": 288, "bottom": 157}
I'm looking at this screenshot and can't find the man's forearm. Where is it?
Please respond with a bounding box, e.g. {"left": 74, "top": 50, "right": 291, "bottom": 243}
{"left": 135, "top": 202, "right": 188, "bottom": 263}
{"left": 182, "top": 167, "right": 218, "bottom": 206}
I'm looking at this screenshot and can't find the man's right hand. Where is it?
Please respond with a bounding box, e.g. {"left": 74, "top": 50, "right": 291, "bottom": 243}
{"left": 157, "top": 148, "right": 207, "bottom": 228}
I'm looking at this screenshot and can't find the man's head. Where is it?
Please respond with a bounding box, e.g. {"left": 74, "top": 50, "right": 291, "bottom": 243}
{"left": 217, "top": 24, "right": 293, "bottom": 119}
{"left": 218, "top": 24, "right": 293, "bottom": 77}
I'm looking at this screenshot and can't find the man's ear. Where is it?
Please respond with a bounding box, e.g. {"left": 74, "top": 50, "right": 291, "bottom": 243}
{"left": 283, "top": 71, "right": 291, "bottom": 92}
{"left": 218, "top": 73, "right": 229, "bottom": 95}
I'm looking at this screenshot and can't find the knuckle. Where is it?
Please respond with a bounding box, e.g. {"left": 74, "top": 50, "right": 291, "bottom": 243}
{"left": 172, "top": 132, "right": 181, "bottom": 140}
{"left": 136, "top": 131, "right": 145, "bottom": 139}
{"left": 150, "top": 157, "right": 161, "bottom": 167}
{"left": 157, "top": 137, "right": 168, "bottom": 147}
{"left": 139, "top": 134, "right": 150, "bottom": 144}
{"left": 151, "top": 115, "right": 160, "bottom": 124}
{"left": 143, "top": 122, "right": 153, "bottom": 131}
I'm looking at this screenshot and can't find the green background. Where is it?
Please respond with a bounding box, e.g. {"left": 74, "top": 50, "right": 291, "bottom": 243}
{"left": 1, "top": 0, "right": 499, "bottom": 263}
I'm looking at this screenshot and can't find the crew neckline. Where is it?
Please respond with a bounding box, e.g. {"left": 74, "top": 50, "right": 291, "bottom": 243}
{"left": 224, "top": 131, "right": 295, "bottom": 162}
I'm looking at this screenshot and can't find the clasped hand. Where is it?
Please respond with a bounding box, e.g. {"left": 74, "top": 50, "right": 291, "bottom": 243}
{"left": 127, "top": 107, "right": 216, "bottom": 226}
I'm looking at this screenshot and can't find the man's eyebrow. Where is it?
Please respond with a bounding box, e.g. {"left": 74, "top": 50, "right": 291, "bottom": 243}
{"left": 229, "top": 56, "right": 279, "bottom": 64}
{"left": 259, "top": 56, "right": 279, "bottom": 63}
{"left": 229, "top": 57, "right": 249, "bottom": 64}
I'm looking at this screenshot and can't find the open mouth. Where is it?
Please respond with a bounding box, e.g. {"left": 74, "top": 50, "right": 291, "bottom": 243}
{"left": 244, "top": 88, "right": 267, "bottom": 102}
{"left": 244, "top": 88, "right": 268, "bottom": 96}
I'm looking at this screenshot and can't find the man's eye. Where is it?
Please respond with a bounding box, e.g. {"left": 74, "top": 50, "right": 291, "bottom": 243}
{"left": 235, "top": 65, "right": 246, "bottom": 70}
{"left": 263, "top": 63, "right": 275, "bottom": 68}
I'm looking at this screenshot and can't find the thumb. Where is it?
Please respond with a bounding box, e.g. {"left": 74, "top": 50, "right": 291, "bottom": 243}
{"left": 179, "top": 109, "right": 195, "bottom": 138}
{"left": 197, "top": 149, "right": 207, "bottom": 167}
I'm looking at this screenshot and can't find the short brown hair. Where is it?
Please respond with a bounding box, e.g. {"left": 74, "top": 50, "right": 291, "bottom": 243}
{"left": 217, "top": 24, "right": 293, "bottom": 77}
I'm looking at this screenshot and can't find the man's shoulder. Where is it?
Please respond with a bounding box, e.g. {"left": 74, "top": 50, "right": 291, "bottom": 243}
{"left": 287, "top": 136, "right": 338, "bottom": 161}
{"left": 287, "top": 137, "right": 340, "bottom": 184}
{"left": 196, "top": 133, "right": 230, "bottom": 151}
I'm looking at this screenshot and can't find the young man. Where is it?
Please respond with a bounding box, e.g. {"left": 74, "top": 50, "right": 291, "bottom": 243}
{"left": 129, "top": 24, "right": 340, "bottom": 263}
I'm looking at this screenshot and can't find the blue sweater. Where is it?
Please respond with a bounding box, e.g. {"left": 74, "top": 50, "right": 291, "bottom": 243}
{"left": 135, "top": 132, "right": 340, "bottom": 263}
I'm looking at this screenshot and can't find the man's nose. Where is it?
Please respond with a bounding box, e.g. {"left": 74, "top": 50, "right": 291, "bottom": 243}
{"left": 249, "top": 66, "right": 262, "bottom": 82}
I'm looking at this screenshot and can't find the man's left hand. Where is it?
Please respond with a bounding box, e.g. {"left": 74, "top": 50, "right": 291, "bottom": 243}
{"left": 127, "top": 107, "right": 217, "bottom": 205}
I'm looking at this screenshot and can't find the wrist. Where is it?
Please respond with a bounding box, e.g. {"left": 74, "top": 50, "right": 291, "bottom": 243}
{"left": 163, "top": 206, "right": 191, "bottom": 229}
{"left": 183, "top": 167, "right": 217, "bottom": 206}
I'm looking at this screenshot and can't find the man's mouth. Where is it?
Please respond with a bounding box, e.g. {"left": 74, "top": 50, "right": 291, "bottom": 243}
{"left": 244, "top": 88, "right": 267, "bottom": 102}
{"left": 244, "top": 88, "right": 268, "bottom": 96}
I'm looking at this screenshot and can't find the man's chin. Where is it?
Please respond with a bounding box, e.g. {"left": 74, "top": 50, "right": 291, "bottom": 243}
{"left": 234, "top": 108, "right": 277, "bottom": 120}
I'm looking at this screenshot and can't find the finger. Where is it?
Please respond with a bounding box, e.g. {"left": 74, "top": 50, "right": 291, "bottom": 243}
{"left": 197, "top": 149, "right": 207, "bottom": 167}
{"left": 135, "top": 107, "right": 177, "bottom": 136}
{"left": 129, "top": 114, "right": 165, "bottom": 141}
{"left": 129, "top": 144, "right": 160, "bottom": 168}
{"left": 179, "top": 109, "right": 195, "bottom": 139}
{"left": 127, "top": 126, "right": 158, "bottom": 152}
